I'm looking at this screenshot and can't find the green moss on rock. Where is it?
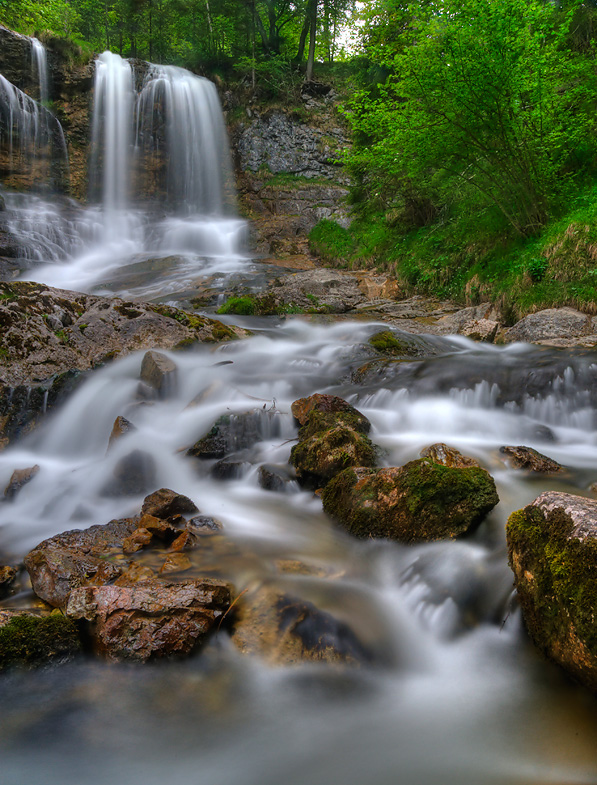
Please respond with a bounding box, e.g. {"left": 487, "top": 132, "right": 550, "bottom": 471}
{"left": 368, "top": 330, "right": 419, "bottom": 356}
{"left": 506, "top": 494, "right": 597, "bottom": 690}
{"left": 0, "top": 612, "right": 81, "bottom": 670}
{"left": 322, "top": 459, "right": 499, "bottom": 543}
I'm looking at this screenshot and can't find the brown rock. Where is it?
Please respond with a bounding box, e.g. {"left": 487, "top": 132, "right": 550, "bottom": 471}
{"left": 420, "top": 443, "right": 480, "bottom": 469}
{"left": 3, "top": 464, "right": 40, "bottom": 500}
{"left": 108, "top": 416, "right": 136, "bottom": 449}
{"left": 170, "top": 531, "right": 197, "bottom": 551}
{"left": 291, "top": 393, "right": 370, "bottom": 431}
{"left": 0, "top": 565, "right": 18, "bottom": 598}
{"left": 140, "top": 350, "right": 177, "bottom": 398}
{"left": 160, "top": 553, "right": 192, "bottom": 573}
{"left": 500, "top": 445, "right": 564, "bottom": 474}
{"left": 122, "top": 527, "right": 154, "bottom": 554}
{"left": 185, "top": 516, "right": 224, "bottom": 535}
{"left": 141, "top": 488, "right": 198, "bottom": 519}
{"left": 66, "top": 579, "right": 231, "bottom": 661}
{"left": 137, "top": 513, "right": 181, "bottom": 542}
{"left": 24, "top": 518, "right": 138, "bottom": 607}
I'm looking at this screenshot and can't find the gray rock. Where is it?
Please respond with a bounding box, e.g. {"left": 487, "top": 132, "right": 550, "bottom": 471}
{"left": 3, "top": 464, "right": 39, "bottom": 500}
{"left": 140, "top": 350, "right": 177, "bottom": 398}
{"left": 504, "top": 307, "right": 592, "bottom": 344}
{"left": 460, "top": 319, "right": 499, "bottom": 343}
{"left": 435, "top": 304, "right": 501, "bottom": 335}
{"left": 270, "top": 269, "right": 365, "bottom": 313}
{"left": 237, "top": 112, "right": 348, "bottom": 181}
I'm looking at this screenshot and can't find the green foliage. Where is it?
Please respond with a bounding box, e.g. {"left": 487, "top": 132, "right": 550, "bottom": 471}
{"left": 217, "top": 296, "right": 258, "bottom": 316}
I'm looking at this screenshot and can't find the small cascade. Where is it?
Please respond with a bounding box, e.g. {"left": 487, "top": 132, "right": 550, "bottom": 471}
{"left": 0, "top": 73, "right": 67, "bottom": 187}
{"left": 30, "top": 38, "right": 49, "bottom": 105}
{"left": 136, "top": 64, "right": 235, "bottom": 215}
{"left": 89, "top": 51, "right": 135, "bottom": 236}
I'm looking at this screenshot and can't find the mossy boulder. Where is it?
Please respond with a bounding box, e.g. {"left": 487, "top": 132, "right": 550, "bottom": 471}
{"left": 0, "top": 610, "right": 81, "bottom": 670}
{"left": 506, "top": 492, "right": 597, "bottom": 691}
{"left": 322, "top": 459, "right": 499, "bottom": 543}
{"left": 289, "top": 394, "right": 376, "bottom": 488}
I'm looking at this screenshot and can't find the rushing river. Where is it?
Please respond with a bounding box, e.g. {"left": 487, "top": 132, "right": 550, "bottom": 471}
{"left": 1, "top": 318, "right": 597, "bottom": 785}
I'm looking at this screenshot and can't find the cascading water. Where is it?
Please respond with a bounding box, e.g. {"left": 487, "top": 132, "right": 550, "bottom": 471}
{"left": 30, "top": 38, "right": 49, "bottom": 106}
{"left": 1, "top": 323, "right": 597, "bottom": 785}
{"left": 0, "top": 49, "right": 248, "bottom": 298}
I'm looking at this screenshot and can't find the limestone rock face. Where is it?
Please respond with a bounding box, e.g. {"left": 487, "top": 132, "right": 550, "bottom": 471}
{"left": 506, "top": 492, "right": 597, "bottom": 691}
{"left": 322, "top": 460, "right": 499, "bottom": 543}
{"left": 289, "top": 394, "right": 376, "bottom": 488}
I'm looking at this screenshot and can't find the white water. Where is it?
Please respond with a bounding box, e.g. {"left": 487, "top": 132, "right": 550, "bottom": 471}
{"left": 1, "top": 322, "right": 597, "bottom": 784}
{"left": 2, "top": 51, "right": 248, "bottom": 298}
{"left": 30, "top": 38, "right": 49, "bottom": 106}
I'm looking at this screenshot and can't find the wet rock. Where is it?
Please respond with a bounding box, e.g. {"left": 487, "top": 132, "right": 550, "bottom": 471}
{"left": 290, "top": 394, "right": 376, "bottom": 488}
{"left": 140, "top": 350, "right": 177, "bottom": 398}
{"left": 322, "top": 459, "right": 499, "bottom": 543}
{"left": 24, "top": 517, "right": 139, "bottom": 608}
{"left": 101, "top": 450, "right": 157, "bottom": 497}
{"left": 368, "top": 330, "right": 423, "bottom": 357}
{"left": 0, "top": 281, "right": 241, "bottom": 389}
{"left": 459, "top": 319, "right": 499, "bottom": 343}
{"left": 420, "top": 444, "right": 480, "bottom": 469}
{"left": 231, "top": 585, "right": 377, "bottom": 667}
{"left": 500, "top": 445, "right": 564, "bottom": 474}
{"left": 141, "top": 488, "right": 198, "bottom": 519}
{"left": 108, "top": 416, "right": 136, "bottom": 448}
{"left": 211, "top": 460, "right": 246, "bottom": 481}
{"left": 291, "top": 393, "right": 371, "bottom": 432}
{"left": 122, "top": 527, "right": 154, "bottom": 554}
{"left": 0, "top": 565, "right": 18, "bottom": 598}
{"left": 187, "top": 409, "right": 281, "bottom": 461}
{"left": 138, "top": 513, "right": 181, "bottom": 542}
{"left": 0, "top": 610, "right": 82, "bottom": 670}
{"left": 186, "top": 515, "right": 224, "bottom": 535}
{"left": 3, "top": 464, "right": 39, "bottom": 500}
{"left": 504, "top": 307, "right": 593, "bottom": 345}
{"left": 506, "top": 492, "right": 597, "bottom": 691}
{"left": 258, "top": 463, "right": 295, "bottom": 492}
{"left": 160, "top": 553, "right": 192, "bottom": 574}
{"left": 66, "top": 579, "right": 231, "bottom": 662}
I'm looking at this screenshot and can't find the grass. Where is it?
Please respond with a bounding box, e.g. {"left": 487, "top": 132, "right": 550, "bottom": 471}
{"left": 309, "top": 183, "right": 597, "bottom": 319}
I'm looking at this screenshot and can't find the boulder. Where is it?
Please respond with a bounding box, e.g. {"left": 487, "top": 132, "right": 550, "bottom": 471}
{"left": 258, "top": 463, "right": 295, "bottom": 492}
{"left": 269, "top": 269, "right": 365, "bottom": 313}
{"left": 506, "top": 492, "right": 597, "bottom": 691}
{"left": 101, "top": 449, "right": 157, "bottom": 497}
{"left": 24, "top": 517, "right": 139, "bottom": 608}
{"left": 289, "top": 394, "right": 376, "bottom": 488}
{"left": 140, "top": 350, "right": 177, "bottom": 398}
{"left": 504, "top": 307, "right": 593, "bottom": 345}
{"left": 187, "top": 409, "right": 281, "bottom": 461}
{"left": 0, "top": 610, "right": 81, "bottom": 670}
{"left": 322, "top": 459, "right": 499, "bottom": 543}
{"left": 141, "top": 487, "right": 198, "bottom": 519}
{"left": 3, "top": 464, "right": 39, "bottom": 500}
{"left": 66, "top": 579, "right": 230, "bottom": 662}
{"left": 231, "top": 585, "right": 377, "bottom": 667}
{"left": 500, "top": 445, "right": 564, "bottom": 474}
{"left": 435, "top": 303, "right": 501, "bottom": 335}
{"left": 420, "top": 443, "right": 480, "bottom": 469}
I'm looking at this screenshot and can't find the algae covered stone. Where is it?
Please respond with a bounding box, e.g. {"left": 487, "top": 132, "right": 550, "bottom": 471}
{"left": 506, "top": 491, "right": 597, "bottom": 691}
{"left": 0, "top": 610, "right": 81, "bottom": 670}
{"left": 289, "top": 394, "right": 376, "bottom": 488}
{"left": 322, "top": 459, "right": 499, "bottom": 543}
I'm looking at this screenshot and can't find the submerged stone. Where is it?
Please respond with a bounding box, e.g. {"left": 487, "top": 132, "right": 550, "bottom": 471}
{"left": 500, "top": 445, "right": 564, "bottom": 474}
{"left": 506, "top": 492, "right": 597, "bottom": 692}
{"left": 322, "top": 459, "right": 499, "bottom": 543}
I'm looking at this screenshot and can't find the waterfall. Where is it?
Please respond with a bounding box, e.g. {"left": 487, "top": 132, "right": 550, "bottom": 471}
{"left": 30, "top": 38, "right": 49, "bottom": 105}
{"left": 136, "top": 64, "right": 235, "bottom": 215}
{"left": 0, "top": 74, "right": 66, "bottom": 186}
{"left": 89, "top": 51, "right": 135, "bottom": 236}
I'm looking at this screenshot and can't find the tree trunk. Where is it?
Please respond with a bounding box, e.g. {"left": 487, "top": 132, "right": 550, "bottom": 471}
{"left": 306, "top": 0, "right": 317, "bottom": 81}
{"left": 295, "top": 14, "right": 310, "bottom": 63}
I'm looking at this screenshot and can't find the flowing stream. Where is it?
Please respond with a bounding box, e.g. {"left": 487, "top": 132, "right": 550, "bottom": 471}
{"left": 1, "top": 322, "right": 597, "bottom": 784}
{"left": 0, "top": 39, "right": 596, "bottom": 785}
